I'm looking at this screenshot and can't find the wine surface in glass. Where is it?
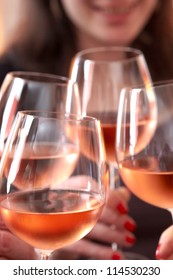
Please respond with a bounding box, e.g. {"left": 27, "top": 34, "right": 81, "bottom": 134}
{"left": 119, "top": 156, "right": 173, "bottom": 209}
{"left": 91, "top": 112, "right": 155, "bottom": 162}
{"left": 89, "top": 112, "right": 117, "bottom": 163}
{"left": 1, "top": 189, "right": 104, "bottom": 250}
{"left": 5, "top": 143, "right": 79, "bottom": 189}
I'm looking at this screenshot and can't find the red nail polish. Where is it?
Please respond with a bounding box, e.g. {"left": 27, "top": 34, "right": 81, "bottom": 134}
{"left": 124, "top": 221, "right": 136, "bottom": 232}
{"left": 155, "top": 244, "right": 161, "bottom": 260}
{"left": 116, "top": 203, "right": 127, "bottom": 214}
{"left": 125, "top": 236, "right": 136, "bottom": 244}
{"left": 112, "top": 253, "right": 122, "bottom": 260}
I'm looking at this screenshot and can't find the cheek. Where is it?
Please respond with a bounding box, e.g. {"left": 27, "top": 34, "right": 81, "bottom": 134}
{"left": 122, "top": 1, "right": 158, "bottom": 43}
{"left": 135, "top": 0, "right": 158, "bottom": 27}
{"left": 131, "top": 9, "right": 154, "bottom": 35}
{"left": 62, "top": 0, "right": 91, "bottom": 27}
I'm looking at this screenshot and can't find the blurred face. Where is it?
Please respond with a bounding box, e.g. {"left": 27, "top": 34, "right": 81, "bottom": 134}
{"left": 61, "top": 0, "right": 158, "bottom": 48}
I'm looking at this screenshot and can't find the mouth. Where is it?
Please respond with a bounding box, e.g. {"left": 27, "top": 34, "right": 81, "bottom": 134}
{"left": 93, "top": 1, "right": 138, "bottom": 17}
{"left": 99, "top": 7, "right": 131, "bottom": 15}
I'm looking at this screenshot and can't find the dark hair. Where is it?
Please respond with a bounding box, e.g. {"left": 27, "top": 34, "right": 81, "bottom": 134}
{"left": 3, "top": 0, "right": 173, "bottom": 80}
{"left": 132, "top": 0, "right": 173, "bottom": 81}
{"left": 2, "top": 0, "right": 76, "bottom": 75}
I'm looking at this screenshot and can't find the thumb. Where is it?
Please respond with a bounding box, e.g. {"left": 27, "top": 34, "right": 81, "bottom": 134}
{"left": 156, "top": 225, "right": 173, "bottom": 260}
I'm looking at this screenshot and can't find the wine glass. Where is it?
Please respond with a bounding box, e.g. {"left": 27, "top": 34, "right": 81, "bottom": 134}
{"left": 70, "top": 46, "right": 152, "bottom": 254}
{"left": 116, "top": 81, "right": 173, "bottom": 255}
{"left": 0, "top": 111, "right": 107, "bottom": 260}
{"left": 0, "top": 71, "right": 80, "bottom": 153}
{"left": 70, "top": 46, "right": 151, "bottom": 189}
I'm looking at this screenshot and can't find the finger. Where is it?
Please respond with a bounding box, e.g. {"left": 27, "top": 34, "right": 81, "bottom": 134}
{"left": 101, "top": 205, "right": 136, "bottom": 230}
{"left": 0, "top": 230, "right": 38, "bottom": 260}
{"left": 106, "top": 188, "right": 130, "bottom": 214}
{"left": 59, "top": 239, "right": 124, "bottom": 260}
{"left": 156, "top": 226, "right": 173, "bottom": 260}
{"left": 0, "top": 215, "right": 7, "bottom": 230}
{"left": 87, "top": 223, "right": 136, "bottom": 247}
{"left": 116, "top": 186, "right": 131, "bottom": 202}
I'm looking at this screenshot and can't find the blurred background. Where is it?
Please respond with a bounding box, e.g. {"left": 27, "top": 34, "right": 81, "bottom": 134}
{"left": 0, "top": 0, "right": 25, "bottom": 54}
{"left": 0, "top": 0, "right": 51, "bottom": 55}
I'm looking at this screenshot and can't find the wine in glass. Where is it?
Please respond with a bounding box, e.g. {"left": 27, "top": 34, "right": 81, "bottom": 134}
{"left": 116, "top": 81, "right": 173, "bottom": 251}
{"left": 0, "top": 111, "right": 107, "bottom": 259}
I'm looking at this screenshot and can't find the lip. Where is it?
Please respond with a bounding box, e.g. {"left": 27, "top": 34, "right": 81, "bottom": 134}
{"left": 92, "top": 1, "right": 139, "bottom": 24}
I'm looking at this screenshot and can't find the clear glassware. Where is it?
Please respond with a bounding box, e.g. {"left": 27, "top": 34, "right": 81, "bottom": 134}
{"left": 0, "top": 71, "right": 80, "bottom": 153}
{"left": 70, "top": 46, "right": 151, "bottom": 189}
{"left": 0, "top": 111, "right": 107, "bottom": 260}
{"left": 116, "top": 81, "right": 173, "bottom": 259}
{"left": 70, "top": 46, "right": 152, "bottom": 254}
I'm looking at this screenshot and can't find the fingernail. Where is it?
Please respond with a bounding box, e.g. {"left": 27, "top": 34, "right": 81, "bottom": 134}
{"left": 116, "top": 203, "right": 127, "bottom": 214}
{"left": 155, "top": 244, "right": 161, "bottom": 259}
{"left": 112, "top": 252, "right": 122, "bottom": 260}
{"left": 125, "top": 236, "right": 136, "bottom": 244}
{"left": 124, "top": 221, "right": 136, "bottom": 232}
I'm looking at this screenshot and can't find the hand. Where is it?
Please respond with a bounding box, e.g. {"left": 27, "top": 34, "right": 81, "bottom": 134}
{"left": 156, "top": 225, "right": 173, "bottom": 260}
{"left": 53, "top": 187, "right": 136, "bottom": 260}
{"left": 0, "top": 215, "right": 38, "bottom": 260}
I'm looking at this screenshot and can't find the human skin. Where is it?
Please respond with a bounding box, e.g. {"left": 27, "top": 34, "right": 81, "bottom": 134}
{"left": 61, "top": 0, "right": 158, "bottom": 49}
{"left": 156, "top": 223, "right": 173, "bottom": 260}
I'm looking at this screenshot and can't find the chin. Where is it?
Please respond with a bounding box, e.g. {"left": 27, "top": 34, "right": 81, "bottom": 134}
{"left": 98, "top": 37, "right": 133, "bottom": 47}
{"left": 96, "top": 32, "right": 136, "bottom": 47}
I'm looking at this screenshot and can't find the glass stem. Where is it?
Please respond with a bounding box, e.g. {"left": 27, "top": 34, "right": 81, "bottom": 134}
{"left": 108, "top": 162, "right": 120, "bottom": 189}
{"left": 108, "top": 162, "right": 121, "bottom": 252}
{"left": 39, "top": 250, "right": 52, "bottom": 260}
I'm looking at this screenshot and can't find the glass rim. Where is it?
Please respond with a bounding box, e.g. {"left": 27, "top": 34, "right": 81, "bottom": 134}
{"left": 17, "top": 110, "right": 99, "bottom": 123}
{"left": 74, "top": 46, "right": 143, "bottom": 63}
{"left": 129, "top": 79, "right": 173, "bottom": 91}
{"left": 5, "top": 71, "right": 70, "bottom": 85}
